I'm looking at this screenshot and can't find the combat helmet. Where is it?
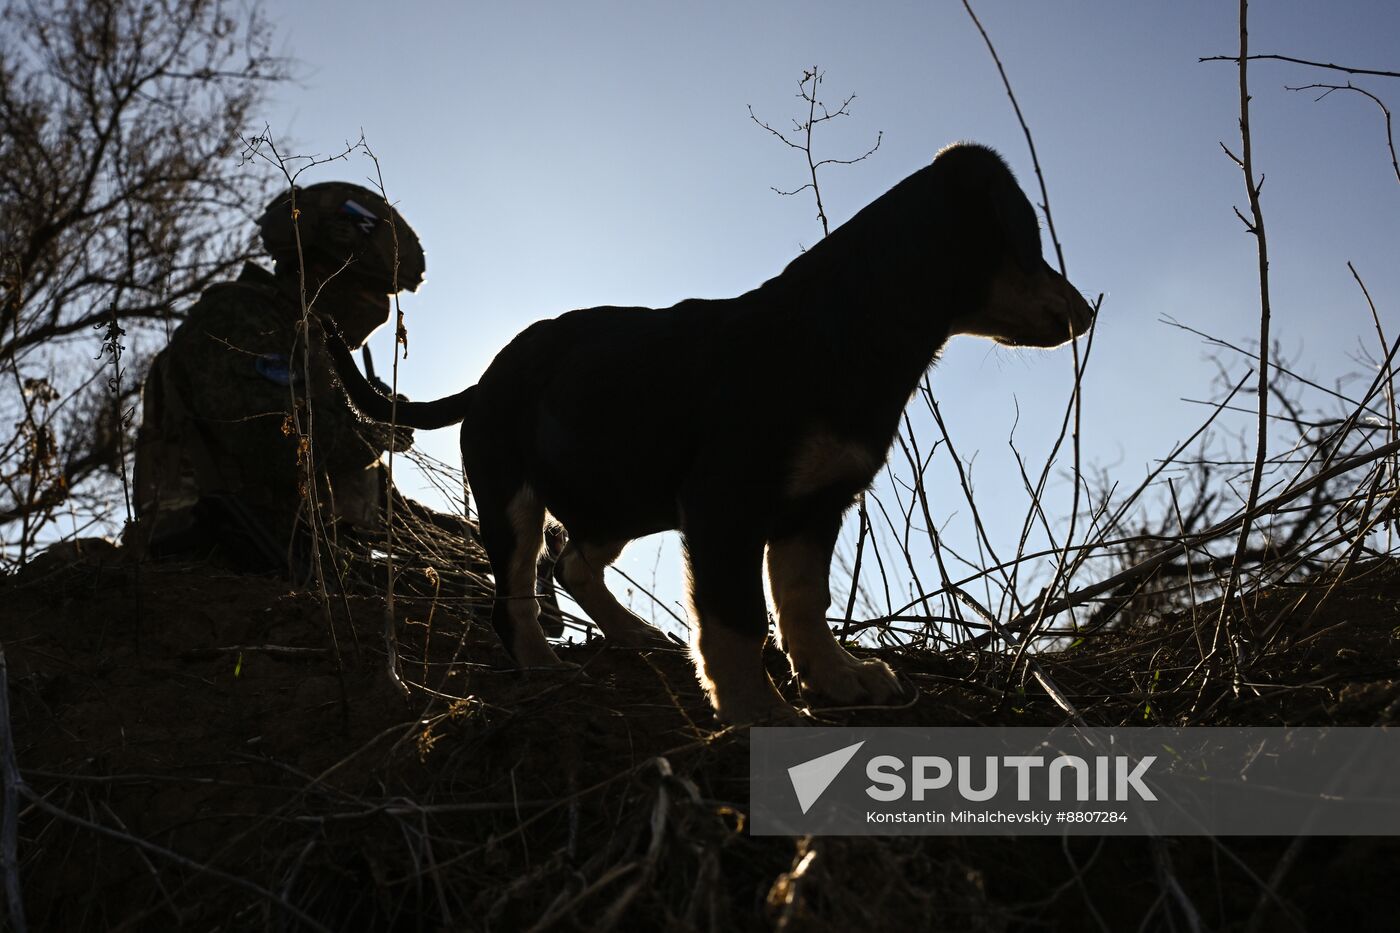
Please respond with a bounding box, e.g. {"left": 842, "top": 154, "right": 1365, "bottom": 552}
{"left": 257, "top": 182, "right": 425, "bottom": 292}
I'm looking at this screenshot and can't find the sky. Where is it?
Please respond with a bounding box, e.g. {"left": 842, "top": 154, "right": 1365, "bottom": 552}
{"left": 261, "top": 1, "right": 1400, "bottom": 631}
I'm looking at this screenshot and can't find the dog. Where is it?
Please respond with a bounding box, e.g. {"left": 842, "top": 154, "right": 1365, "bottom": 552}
{"left": 326, "top": 143, "right": 1094, "bottom": 723}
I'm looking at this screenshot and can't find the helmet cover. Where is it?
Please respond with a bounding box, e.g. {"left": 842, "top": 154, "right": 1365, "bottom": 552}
{"left": 257, "top": 181, "right": 425, "bottom": 292}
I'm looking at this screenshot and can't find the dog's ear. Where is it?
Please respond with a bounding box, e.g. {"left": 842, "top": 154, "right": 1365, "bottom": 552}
{"left": 935, "top": 145, "right": 1044, "bottom": 275}
{"left": 988, "top": 170, "right": 1044, "bottom": 275}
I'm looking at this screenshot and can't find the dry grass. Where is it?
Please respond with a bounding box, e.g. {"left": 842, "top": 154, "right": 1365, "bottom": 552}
{"left": 3, "top": 550, "right": 1398, "bottom": 930}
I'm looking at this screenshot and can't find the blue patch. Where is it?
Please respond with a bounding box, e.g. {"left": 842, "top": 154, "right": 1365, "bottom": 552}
{"left": 254, "top": 353, "right": 296, "bottom": 386}
{"left": 340, "top": 199, "right": 380, "bottom": 234}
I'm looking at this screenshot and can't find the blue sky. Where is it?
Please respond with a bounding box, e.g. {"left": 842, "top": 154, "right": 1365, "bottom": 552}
{"left": 265, "top": 1, "right": 1399, "bottom": 629}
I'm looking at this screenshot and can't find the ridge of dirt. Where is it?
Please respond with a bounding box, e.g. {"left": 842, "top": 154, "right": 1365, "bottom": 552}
{"left": 2, "top": 556, "right": 1398, "bottom": 930}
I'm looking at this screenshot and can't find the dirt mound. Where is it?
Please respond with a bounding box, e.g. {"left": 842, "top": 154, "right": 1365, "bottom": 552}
{"left": 3, "top": 557, "right": 1398, "bottom": 930}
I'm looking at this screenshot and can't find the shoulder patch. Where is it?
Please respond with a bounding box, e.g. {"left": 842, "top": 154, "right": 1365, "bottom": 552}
{"left": 254, "top": 353, "right": 298, "bottom": 386}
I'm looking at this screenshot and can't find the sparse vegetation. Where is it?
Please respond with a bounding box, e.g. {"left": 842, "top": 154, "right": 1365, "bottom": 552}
{"left": 0, "top": 0, "right": 287, "bottom": 563}
{"left": 1, "top": 0, "right": 1398, "bottom": 929}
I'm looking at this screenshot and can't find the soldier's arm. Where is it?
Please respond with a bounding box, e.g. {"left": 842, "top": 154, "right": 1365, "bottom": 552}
{"left": 302, "top": 316, "right": 414, "bottom": 460}
{"left": 174, "top": 292, "right": 388, "bottom": 474}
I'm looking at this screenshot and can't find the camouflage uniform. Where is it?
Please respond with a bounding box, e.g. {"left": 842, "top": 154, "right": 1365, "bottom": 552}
{"left": 129, "top": 181, "right": 562, "bottom": 631}
{"left": 132, "top": 262, "right": 402, "bottom": 567}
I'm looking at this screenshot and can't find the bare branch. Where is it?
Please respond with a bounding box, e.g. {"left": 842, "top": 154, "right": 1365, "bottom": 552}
{"left": 1213, "top": 0, "right": 1275, "bottom": 675}
{"left": 1286, "top": 82, "right": 1400, "bottom": 186}
{"left": 749, "top": 67, "right": 881, "bottom": 238}
{"left": 1199, "top": 53, "right": 1400, "bottom": 79}
{"left": 961, "top": 0, "right": 1068, "bottom": 275}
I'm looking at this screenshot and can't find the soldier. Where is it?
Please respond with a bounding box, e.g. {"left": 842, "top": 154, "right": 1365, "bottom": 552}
{"left": 129, "top": 182, "right": 565, "bottom": 627}
{"left": 128, "top": 181, "right": 422, "bottom": 573}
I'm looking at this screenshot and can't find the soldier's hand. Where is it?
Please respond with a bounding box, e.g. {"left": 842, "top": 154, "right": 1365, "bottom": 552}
{"left": 389, "top": 422, "right": 415, "bottom": 453}
{"left": 357, "top": 386, "right": 415, "bottom": 453}
{"left": 369, "top": 381, "right": 414, "bottom": 451}
{"left": 360, "top": 420, "right": 414, "bottom": 454}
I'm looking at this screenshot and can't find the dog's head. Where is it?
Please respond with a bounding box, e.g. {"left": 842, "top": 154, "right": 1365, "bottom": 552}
{"left": 931, "top": 143, "right": 1094, "bottom": 349}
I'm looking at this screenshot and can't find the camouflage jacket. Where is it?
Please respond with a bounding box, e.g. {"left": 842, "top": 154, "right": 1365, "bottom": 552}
{"left": 133, "top": 263, "right": 401, "bottom": 550}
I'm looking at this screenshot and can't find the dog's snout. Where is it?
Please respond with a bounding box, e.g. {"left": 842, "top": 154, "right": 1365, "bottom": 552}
{"left": 956, "top": 258, "right": 1095, "bottom": 348}
{"left": 1057, "top": 274, "right": 1095, "bottom": 339}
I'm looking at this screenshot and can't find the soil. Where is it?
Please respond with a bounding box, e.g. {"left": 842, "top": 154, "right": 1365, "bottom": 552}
{"left": 3, "top": 554, "right": 1398, "bottom": 931}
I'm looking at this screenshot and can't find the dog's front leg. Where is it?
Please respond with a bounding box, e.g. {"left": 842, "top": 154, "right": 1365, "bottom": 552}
{"left": 683, "top": 527, "right": 798, "bottom": 724}
{"left": 767, "top": 513, "right": 903, "bottom": 708}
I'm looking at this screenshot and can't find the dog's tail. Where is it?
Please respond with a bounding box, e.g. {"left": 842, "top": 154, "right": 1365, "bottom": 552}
{"left": 324, "top": 326, "right": 475, "bottom": 430}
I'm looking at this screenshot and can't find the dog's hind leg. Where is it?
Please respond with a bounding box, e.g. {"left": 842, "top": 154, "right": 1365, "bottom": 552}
{"left": 477, "top": 485, "right": 566, "bottom": 668}
{"left": 767, "top": 511, "right": 902, "bottom": 708}
{"left": 555, "top": 539, "right": 673, "bottom": 647}
{"left": 535, "top": 524, "right": 567, "bottom": 638}
{"left": 683, "top": 524, "right": 798, "bottom": 723}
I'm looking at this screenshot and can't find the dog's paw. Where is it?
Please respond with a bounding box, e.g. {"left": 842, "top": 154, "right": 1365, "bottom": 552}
{"left": 705, "top": 676, "right": 805, "bottom": 726}
{"left": 799, "top": 653, "right": 903, "bottom": 708}
{"left": 716, "top": 697, "right": 806, "bottom": 727}
{"left": 508, "top": 634, "right": 570, "bottom": 670}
